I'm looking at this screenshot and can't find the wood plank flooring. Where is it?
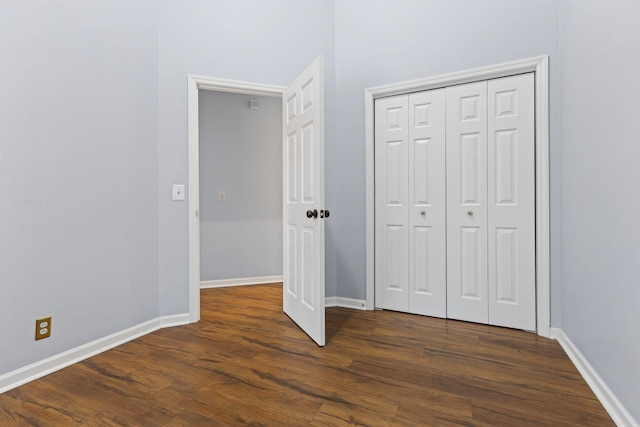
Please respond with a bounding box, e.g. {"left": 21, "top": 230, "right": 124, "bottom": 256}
{"left": 0, "top": 284, "right": 613, "bottom": 426}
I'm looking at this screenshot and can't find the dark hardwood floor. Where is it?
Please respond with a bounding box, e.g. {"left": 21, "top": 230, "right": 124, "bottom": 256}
{"left": 0, "top": 284, "right": 613, "bottom": 426}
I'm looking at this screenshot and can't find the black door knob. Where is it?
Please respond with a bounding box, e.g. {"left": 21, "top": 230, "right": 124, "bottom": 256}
{"left": 306, "top": 209, "right": 318, "bottom": 218}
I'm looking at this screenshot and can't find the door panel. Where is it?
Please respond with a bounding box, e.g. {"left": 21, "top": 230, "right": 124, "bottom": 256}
{"left": 461, "top": 226, "right": 481, "bottom": 298}
{"left": 408, "top": 90, "right": 446, "bottom": 317}
{"left": 301, "top": 122, "right": 315, "bottom": 202}
{"left": 286, "top": 132, "right": 297, "bottom": 203}
{"left": 286, "top": 225, "right": 297, "bottom": 297}
{"left": 412, "top": 226, "right": 431, "bottom": 292}
{"left": 460, "top": 133, "right": 481, "bottom": 204}
{"left": 446, "top": 81, "right": 489, "bottom": 324}
{"left": 495, "top": 227, "right": 517, "bottom": 301}
{"left": 488, "top": 73, "right": 535, "bottom": 330}
{"left": 375, "top": 95, "right": 409, "bottom": 311}
{"left": 283, "top": 56, "right": 325, "bottom": 346}
{"left": 301, "top": 227, "right": 315, "bottom": 308}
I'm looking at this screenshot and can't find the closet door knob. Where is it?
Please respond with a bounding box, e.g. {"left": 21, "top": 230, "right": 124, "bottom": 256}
{"left": 467, "top": 210, "right": 474, "bottom": 216}
{"left": 306, "top": 209, "right": 318, "bottom": 219}
{"left": 420, "top": 210, "right": 426, "bottom": 215}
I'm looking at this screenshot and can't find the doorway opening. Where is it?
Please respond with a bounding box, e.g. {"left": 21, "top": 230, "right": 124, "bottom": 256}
{"left": 198, "top": 91, "right": 283, "bottom": 290}
{"left": 187, "top": 76, "right": 286, "bottom": 322}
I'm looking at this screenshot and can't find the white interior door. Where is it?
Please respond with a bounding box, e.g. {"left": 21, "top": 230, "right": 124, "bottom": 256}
{"left": 374, "top": 95, "right": 409, "bottom": 311}
{"left": 446, "top": 81, "right": 489, "bottom": 324}
{"left": 487, "top": 73, "right": 536, "bottom": 330}
{"left": 283, "top": 56, "right": 325, "bottom": 346}
{"left": 408, "top": 90, "right": 447, "bottom": 317}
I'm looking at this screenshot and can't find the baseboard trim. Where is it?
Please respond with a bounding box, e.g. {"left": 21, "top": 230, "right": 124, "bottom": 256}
{"left": 550, "top": 327, "right": 639, "bottom": 427}
{"left": 0, "top": 314, "right": 190, "bottom": 395}
{"left": 325, "top": 296, "right": 367, "bottom": 310}
{"left": 201, "top": 275, "right": 283, "bottom": 289}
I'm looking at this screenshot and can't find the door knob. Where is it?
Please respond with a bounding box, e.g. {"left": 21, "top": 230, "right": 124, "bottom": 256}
{"left": 467, "top": 210, "right": 474, "bottom": 216}
{"left": 306, "top": 209, "right": 318, "bottom": 219}
{"left": 420, "top": 210, "right": 426, "bottom": 216}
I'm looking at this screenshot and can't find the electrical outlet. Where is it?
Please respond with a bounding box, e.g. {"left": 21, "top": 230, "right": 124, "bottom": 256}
{"left": 35, "top": 316, "right": 51, "bottom": 340}
{"left": 217, "top": 191, "right": 226, "bottom": 202}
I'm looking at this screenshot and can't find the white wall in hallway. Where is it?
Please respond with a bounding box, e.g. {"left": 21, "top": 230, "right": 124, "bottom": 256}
{"left": 198, "top": 91, "right": 282, "bottom": 281}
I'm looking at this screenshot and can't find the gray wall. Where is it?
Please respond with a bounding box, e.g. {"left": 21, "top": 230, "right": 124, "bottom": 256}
{"left": 333, "top": 0, "right": 562, "bottom": 325}
{"left": 199, "top": 92, "right": 282, "bottom": 281}
{"left": 0, "top": 1, "right": 159, "bottom": 374}
{"left": 157, "top": 0, "right": 337, "bottom": 314}
{"left": 559, "top": 0, "right": 640, "bottom": 420}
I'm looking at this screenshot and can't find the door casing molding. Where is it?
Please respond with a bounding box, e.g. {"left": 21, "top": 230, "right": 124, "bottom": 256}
{"left": 187, "top": 75, "right": 285, "bottom": 322}
{"left": 364, "top": 56, "right": 551, "bottom": 337}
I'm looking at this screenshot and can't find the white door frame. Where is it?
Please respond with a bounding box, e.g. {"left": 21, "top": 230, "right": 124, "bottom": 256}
{"left": 364, "top": 56, "right": 551, "bottom": 337}
{"left": 187, "top": 75, "right": 286, "bottom": 322}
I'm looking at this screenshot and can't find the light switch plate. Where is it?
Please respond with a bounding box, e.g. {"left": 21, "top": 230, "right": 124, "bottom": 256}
{"left": 172, "top": 184, "right": 185, "bottom": 201}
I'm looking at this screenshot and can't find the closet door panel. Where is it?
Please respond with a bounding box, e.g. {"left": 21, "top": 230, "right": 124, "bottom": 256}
{"left": 446, "top": 81, "right": 489, "bottom": 324}
{"left": 408, "top": 89, "right": 446, "bottom": 317}
{"left": 375, "top": 95, "right": 409, "bottom": 311}
{"left": 488, "top": 73, "right": 536, "bottom": 330}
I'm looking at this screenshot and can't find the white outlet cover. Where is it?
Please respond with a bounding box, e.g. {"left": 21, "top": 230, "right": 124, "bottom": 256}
{"left": 172, "top": 184, "right": 185, "bottom": 201}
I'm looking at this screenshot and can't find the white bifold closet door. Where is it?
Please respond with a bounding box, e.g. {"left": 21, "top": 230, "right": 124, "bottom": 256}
{"left": 375, "top": 95, "right": 409, "bottom": 312}
{"left": 374, "top": 90, "right": 447, "bottom": 316}
{"left": 487, "top": 73, "right": 535, "bottom": 330}
{"left": 409, "top": 90, "right": 447, "bottom": 316}
{"left": 445, "top": 81, "right": 489, "bottom": 324}
{"left": 375, "top": 73, "right": 535, "bottom": 331}
{"left": 446, "top": 74, "right": 535, "bottom": 330}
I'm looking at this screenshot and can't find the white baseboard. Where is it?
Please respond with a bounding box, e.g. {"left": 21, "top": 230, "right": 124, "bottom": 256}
{"left": 325, "top": 296, "right": 367, "bottom": 310}
{"left": 550, "top": 327, "right": 639, "bottom": 427}
{"left": 0, "top": 313, "right": 190, "bottom": 395}
{"left": 201, "top": 275, "right": 283, "bottom": 289}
